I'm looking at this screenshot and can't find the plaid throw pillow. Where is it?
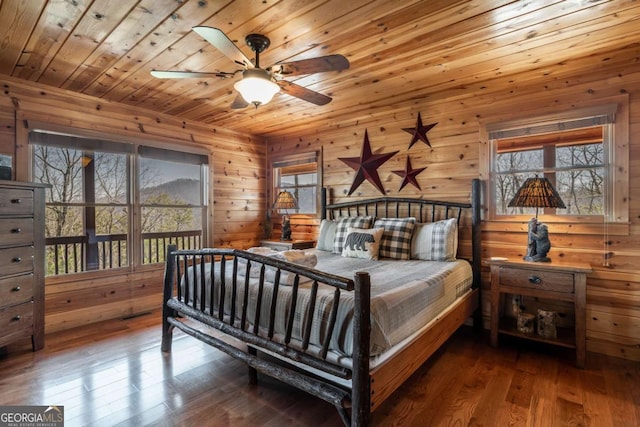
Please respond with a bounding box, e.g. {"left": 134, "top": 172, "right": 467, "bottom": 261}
{"left": 333, "top": 216, "right": 373, "bottom": 254}
{"left": 410, "top": 218, "right": 458, "bottom": 261}
{"left": 373, "top": 217, "right": 416, "bottom": 260}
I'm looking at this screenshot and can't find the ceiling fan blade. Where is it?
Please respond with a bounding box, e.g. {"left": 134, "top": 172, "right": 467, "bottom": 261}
{"left": 277, "top": 80, "right": 331, "bottom": 105}
{"left": 150, "top": 70, "right": 233, "bottom": 79}
{"left": 230, "top": 94, "right": 249, "bottom": 109}
{"left": 271, "top": 54, "right": 349, "bottom": 76}
{"left": 192, "top": 26, "right": 253, "bottom": 68}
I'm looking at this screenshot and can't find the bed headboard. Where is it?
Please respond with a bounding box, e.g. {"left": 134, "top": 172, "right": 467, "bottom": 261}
{"left": 320, "top": 178, "right": 482, "bottom": 289}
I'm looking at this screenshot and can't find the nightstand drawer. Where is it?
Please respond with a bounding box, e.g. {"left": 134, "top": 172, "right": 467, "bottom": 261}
{"left": 0, "top": 218, "right": 34, "bottom": 246}
{"left": 0, "top": 274, "right": 34, "bottom": 307}
{"left": 499, "top": 266, "right": 574, "bottom": 293}
{"left": 0, "top": 246, "right": 34, "bottom": 276}
{"left": 0, "top": 188, "right": 34, "bottom": 215}
{"left": 0, "top": 301, "right": 34, "bottom": 347}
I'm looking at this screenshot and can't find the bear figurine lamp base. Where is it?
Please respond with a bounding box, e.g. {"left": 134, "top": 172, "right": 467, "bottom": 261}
{"left": 272, "top": 190, "right": 298, "bottom": 241}
{"left": 507, "top": 175, "right": 566, "bottom": 263}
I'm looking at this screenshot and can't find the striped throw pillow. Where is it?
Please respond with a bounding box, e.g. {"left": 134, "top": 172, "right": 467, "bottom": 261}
{"left": 410, "top": 218, "right": 458, "bottom": 261}
{"left": 316, "top": 219, "right": 337, "bottom": 251}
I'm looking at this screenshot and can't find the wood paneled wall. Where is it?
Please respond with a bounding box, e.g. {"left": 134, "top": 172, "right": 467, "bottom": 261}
{"left": 266, "top": 64, "right": 640, "bottom": 362}
{"left": 0, "top": 75, "right": 266, "bottom": 333}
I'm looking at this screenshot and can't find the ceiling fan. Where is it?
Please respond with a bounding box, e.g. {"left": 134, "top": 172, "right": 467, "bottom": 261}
{"left": 151, "top": 26, "right": 349, "bottom": 109}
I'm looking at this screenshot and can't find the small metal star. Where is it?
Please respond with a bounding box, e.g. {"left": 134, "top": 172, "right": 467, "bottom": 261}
{"left": 392, "top": 156, "right": 427, "bottom": 191}
{"left": 402, "top": 113, "right": 438, "bottom": 149}
{"left": 339, "top": 129, "right": 398, "bottom": 195}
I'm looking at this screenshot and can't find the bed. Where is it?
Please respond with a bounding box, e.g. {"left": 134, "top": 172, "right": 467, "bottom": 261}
{"left": 161, "top": 179, "right": 481, "bottom": 426}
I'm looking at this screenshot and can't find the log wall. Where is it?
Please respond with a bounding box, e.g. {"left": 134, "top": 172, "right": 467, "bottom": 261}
{"left": 0, "top": 75, "right": 266, "bottom": 333}
{"left": 266, "top": 64, "right": 640, "bottom": 362}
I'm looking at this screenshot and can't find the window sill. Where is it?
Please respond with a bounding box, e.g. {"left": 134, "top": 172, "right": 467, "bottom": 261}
{"left": 483, "top": 219, "right": 629, "bottom": 236}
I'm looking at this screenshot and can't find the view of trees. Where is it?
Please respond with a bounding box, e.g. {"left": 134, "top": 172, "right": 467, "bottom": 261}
{"left": 495, "top": 142, "right": 604, "bottom": 216}
{"left": 277, "top": 170, "right": 317, "bottom": 214}
{"left": 32, "top": 143, "right": 205, "bottom": 276}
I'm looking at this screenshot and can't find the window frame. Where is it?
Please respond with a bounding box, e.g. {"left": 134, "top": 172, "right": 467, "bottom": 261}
{"left": 493, "top": 127, "right": 606, "bottom": 218}
{"left": 28, "top": 127, "right": 210, "bottom": 276}
{"left": 479, "top": 96, "right": 629, "bottom": 233}
{"left": 271, "top": 150, "right": 322, "bottom": 217}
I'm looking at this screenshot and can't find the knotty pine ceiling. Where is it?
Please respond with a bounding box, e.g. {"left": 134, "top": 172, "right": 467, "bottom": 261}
{"left": 1, "top": 0, "right": 639, "bottom": 138}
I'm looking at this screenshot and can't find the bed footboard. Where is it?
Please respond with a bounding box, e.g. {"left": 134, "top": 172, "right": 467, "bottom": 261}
{"left": 161, "top": 246, "right": 372, "bottom": 426}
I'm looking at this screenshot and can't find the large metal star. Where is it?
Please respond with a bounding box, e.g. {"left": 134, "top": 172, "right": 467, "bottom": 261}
{"left": 339, "top": 129, "right": 398, "bottom": 195}
{"left": 402, "top": 113, "right": 438, "bottom": 149}
{"left": 392, "top": 156, "right": 427, "bottom": 191}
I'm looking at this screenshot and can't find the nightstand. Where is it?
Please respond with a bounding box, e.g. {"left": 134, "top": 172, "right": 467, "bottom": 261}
{"left": 489, "top": 258, "right": 592, "bottom": 368}
{"left": 260, "top": 239, "right": 316, "bottom": 251}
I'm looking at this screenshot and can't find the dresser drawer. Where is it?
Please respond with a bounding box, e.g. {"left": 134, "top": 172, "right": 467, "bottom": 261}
{"left": 0, "top": 188, "right": 34, "bottom": 215}
{"left": 0, "top": 301, "right": 34, "bottom": 347}
{"left": 0, "top": 274, "right": 33, "bottom": 307}
{"left": 498, "top": 266, "right": 574, "bottom": 293}
{"left": 0, "top": 218, "right": 34, "bottom": 246}
{"left": 0, "top": 246, "right": 34, "bottom": 276}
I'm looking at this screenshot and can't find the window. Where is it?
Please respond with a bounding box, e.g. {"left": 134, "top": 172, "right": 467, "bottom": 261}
{"left": 272, "top": 151, "right": 321, "bottom": 215}
{"left": 483, "top": 100, "right": 628, "bottom": 226}
{"left": 494, "top": 126, "right": 605, "bottom": 216}
{"left": 138, "top": 146, "right": 207, "bottom": 263}
{"left": 30, "top": 131, "right": 208, "bottom": 276}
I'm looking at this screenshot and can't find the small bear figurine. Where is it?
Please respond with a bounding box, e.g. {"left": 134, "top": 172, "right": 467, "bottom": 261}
{"left": 524, "top": 218, "right": 552, "bottom": 262}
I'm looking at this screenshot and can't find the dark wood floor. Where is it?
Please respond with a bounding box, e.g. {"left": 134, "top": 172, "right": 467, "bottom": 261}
{"left": 1, "top": 310, "right": 638, "bottom": 427}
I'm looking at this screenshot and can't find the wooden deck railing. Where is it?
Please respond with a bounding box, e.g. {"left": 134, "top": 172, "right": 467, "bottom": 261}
{"left": 45, "top": 230, "right": 202, "bottom": 275}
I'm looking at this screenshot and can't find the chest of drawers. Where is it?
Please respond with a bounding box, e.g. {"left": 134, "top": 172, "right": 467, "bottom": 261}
{"left": 0, "top": 180, "right": 47, "bottom": 351}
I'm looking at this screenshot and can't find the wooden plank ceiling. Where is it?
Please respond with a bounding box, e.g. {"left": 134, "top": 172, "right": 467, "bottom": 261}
{"left": 0, "top": 0, "right": 638, "bottom": 139}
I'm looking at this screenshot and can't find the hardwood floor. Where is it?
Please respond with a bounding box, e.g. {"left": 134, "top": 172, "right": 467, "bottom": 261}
{"left": 0, "top": 310, "right": 638, "bottom": 427}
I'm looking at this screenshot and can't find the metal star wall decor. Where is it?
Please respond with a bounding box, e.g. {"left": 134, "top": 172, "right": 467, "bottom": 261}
{"left": 339, "top": 129, "right": 399, "bottom": 195}
{"left": 392, "top": 156, "right": 427, "bottom": 191}
{"left": 402, "top": 113, "right": 438, "bottom": 149}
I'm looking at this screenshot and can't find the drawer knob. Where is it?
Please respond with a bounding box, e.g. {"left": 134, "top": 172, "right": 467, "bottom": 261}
{"left": 11, "top": 228, "right": 22, "bottom": 233}
{"left": 12, "top": 257, "right": 22, "bottom": 263}
{"left": 12, "top": 286, "right": 21, "bottom": 292}
{"left": 528, "top": 275, "right": 542, "bottom": 284}
{"left": 12, "top": 315, "right": 21, "bottom": 321}
{"left": 10, "top": 198, "right": 22, "bottom": 204}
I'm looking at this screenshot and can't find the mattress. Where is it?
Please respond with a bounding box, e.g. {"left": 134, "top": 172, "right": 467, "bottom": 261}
{"left": 179, "top": 249, "right": 472, "bottom": 358}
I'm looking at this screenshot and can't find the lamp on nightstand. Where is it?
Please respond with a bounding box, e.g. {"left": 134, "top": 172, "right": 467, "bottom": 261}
{"left": 508, "top": 175, "right": 566, "bottom": 262}
{"left": 272, "top": 190, "right": 298, "bottom": 241}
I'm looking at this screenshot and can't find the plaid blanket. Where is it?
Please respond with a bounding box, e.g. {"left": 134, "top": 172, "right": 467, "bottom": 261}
{"left": 181, "top": 249, "right": 472, "bottom": 357}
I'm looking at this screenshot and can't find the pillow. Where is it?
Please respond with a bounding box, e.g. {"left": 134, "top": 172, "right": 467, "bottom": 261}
{"left": 410, "top": 217, "right": 459, "bottom": 261}
{"left": 373, "top": 217, "right": 416, "bottom": 260}
{"left": 333, "top": 216, "right": 373, "bottom": 254}
{"left": 316, "top": 219, "right": 337, "bottom": 251}
{"left": 341, "top": 227, "right": 384, "bottom": 260}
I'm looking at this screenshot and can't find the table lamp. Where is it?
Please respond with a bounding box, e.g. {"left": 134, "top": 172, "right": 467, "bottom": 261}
{"left": 508, "top": 175, "right": 566, "bottom": 262}
{"left": 272, "top": 190, "right": 298, "bottom": 241}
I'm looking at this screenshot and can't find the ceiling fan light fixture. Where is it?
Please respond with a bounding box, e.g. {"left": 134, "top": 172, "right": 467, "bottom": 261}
{"left": 234, "top": 68, "right": 279, "bottom": 107}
